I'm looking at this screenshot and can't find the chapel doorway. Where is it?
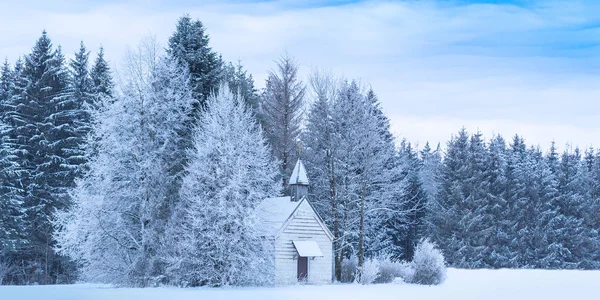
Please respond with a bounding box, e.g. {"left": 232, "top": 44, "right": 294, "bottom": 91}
{"left": 297, "top": 256, "right": 308, "bottom": 281}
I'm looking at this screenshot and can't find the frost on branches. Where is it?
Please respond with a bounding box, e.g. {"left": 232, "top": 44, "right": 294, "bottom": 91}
{"left": 164, "top": 86, "right": 280, "bottom": 287}
{"left": 55, "top": 39, "right": 195, "bottom": 287}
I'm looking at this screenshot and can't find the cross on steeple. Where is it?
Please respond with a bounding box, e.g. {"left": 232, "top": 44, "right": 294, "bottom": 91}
{"left": 296, "top": 140, "right": 302, "bottom": 157}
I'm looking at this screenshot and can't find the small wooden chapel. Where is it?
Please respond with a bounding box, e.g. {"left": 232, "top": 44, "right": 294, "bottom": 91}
{"left": 256, "top": 159, "right": 334, "bottom": 285}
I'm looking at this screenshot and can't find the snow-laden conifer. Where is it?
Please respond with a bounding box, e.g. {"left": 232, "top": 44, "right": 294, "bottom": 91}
{"left": 90, "top": 46, "right": 113, "bottom": 100}
{"left": 165, "top": 85, "right": 279, "bottom": 287}
{"left": 260, "top": 55, "right": 306, "bottom": 188}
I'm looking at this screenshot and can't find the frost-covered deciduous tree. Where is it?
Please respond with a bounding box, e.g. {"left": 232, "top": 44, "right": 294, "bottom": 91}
{"left": 331, "top": 80, "right": 397, "bottom": 274}
{"left": 303, "top": 77, "right": 402, "bottom": 280}
{"left": 55, "top": 39, "right": 195, "bottom": 286}
{"left": 164, "top": 86, "right": 279, "bottom": 287}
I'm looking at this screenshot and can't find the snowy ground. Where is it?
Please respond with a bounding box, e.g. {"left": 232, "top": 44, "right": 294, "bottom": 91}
{"left": 2, "top": 268, "right": 599, "bottom": 300}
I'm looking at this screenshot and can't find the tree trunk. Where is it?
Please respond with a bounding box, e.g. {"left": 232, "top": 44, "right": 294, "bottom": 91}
{"left": 329, "top": 154, "right": 341, "bottom": 281}
{"left": 357, "top": 182, "right": 366, "bottom": 269}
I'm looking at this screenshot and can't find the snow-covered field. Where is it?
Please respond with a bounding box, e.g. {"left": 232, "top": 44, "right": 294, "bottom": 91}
{"left": 2, "top": 268, "right": 599, "bottom": 300}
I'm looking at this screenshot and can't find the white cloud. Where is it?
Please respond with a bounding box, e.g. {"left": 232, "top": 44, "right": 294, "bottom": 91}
{"left": 0, "top": 0, "right": 599, "bottom": 150}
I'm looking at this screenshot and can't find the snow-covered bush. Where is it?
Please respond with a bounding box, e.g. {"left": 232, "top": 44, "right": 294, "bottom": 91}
{"left": 374, "top": 256, "right": 411, "bottom": 284}
{"left": 342, "top": 255, "right": 415, "bottom": 284}
{"left": 395, "top": 261, "right": 414, "bottom": 282}
{"left": 408, "top": 239, "right": 446, "bottom": 285}
{"left": 340, "top": 256, "right": 358, "bottom": 283}
{"left": 355, "top": 258, "right": 380, "bottom": 285}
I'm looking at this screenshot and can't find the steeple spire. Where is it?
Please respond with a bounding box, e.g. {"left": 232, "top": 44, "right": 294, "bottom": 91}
{"left": 289, "top": 159, "right": 309, "bottom": 201}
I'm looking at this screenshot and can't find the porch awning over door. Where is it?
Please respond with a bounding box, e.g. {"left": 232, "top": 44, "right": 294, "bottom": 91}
{"left": 293, "top": 240, "right": 323, "bottom": 257}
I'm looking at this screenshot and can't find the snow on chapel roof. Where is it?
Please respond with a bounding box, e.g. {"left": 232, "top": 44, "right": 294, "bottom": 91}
{"left": 255, "top": 196, "right": 299, "bottom": 236}
{"left": 289, "top": 159, "right": 309, "bottom": 185}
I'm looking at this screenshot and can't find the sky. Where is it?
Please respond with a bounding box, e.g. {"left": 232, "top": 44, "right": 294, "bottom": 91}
{"left": 1, "top": 0, "right": 599, "bottom": 152}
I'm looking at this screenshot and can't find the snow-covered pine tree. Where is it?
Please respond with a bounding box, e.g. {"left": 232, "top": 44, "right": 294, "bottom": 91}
{"left": 90, "top": 46, "right": 114, "bottom": 101}
{"left": 420, "top": 142, "right": 442, "bottom": 204}
{"left": 362, "top": 88, "right": 407, "bottom": 259}
{"left": 222, "top": 61, "right": 260, "bottom": 115}
{"left": 430, "top": 128, "right": 470, "bottom": 266}
{"left": 0, "top": 119, "right": 25, "bottom": 267}
{"left": 67, "top": 41, "right": 93, "bottom": 174}
{"left": 84, "top": 46, "right": 115, "bottom": 163}
{"left": 260, "top": 55, "right": 306, "bottom": 189}
{"left": 0, "top": 59, "right": 12, "bottom": 107}
{"left": 551, "top": 147, "right": 597, "bottom": 268}
{"left": 456, "top": 131, "right": 491, "bottom": 268}
{"left": 70, "top": 42, "right": 92, "bottom": 106}
{"left": 366, "top": 88, "right": 395, "bottom": 146}
{"left": 0, "top": 62, "right": 27, "bottom": 279}
{"left": 373, "top": 140, "right": 423, "bottom": 262}
{"left": 483, "top": 135, "right": 517, "bottom": 268}
{"left": 167, "top": 15, "right": 223, "bottom": 108}
{"left": 581, "top": 147, "right": 600, "bottom": 267}
{"left": 0, "top": 59, "right": 25, "bottom": 266}
{"left": 531, "top": 146, "right": 566, "bottom": 268}
{"left": 55, "top": 40, "right": 195, "bottom": 286}
{"left": 0, "top": 31, "right": 80, "bottom": 284}
{"left": 164, "top": 86, "right": 279, "bottom": 287}
{"left": 397, "top": 142, "right": 427, "bottom": 261}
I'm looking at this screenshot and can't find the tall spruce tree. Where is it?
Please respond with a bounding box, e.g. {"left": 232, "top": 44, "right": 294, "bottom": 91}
{"left": 388, "top": 142, "right": 426, "bottom": 261}
{"left": 90, "top": 46, "right": 113, "bottom": 100}
{"left": 0, "top": 59, "right": 12, "bottom": 107}
{"left": 0, "top": 119, "right": 25, "bottom": 264}
{"left": 431, "top": 128, "right": 470, "bottom": 266}
{"left": 67, "top": 42, "right": 93, "bottom": 173}
{"left": 1, "top": 32, "right": 80, "bottom": 284}
{"left": 167, "top": 15, "right": 223, "bottom": 110}
{"left": 222, "top": 61, "right": 260, "bottom": 115}
{"left": 261, "top": 55, "right": 306, "bottom": 189}
{"left": 483, "top": 135, "right": 516, "bottom": 267}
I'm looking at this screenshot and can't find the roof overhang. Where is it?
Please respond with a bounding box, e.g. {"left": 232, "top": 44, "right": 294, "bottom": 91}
{"left": 293, "top": 240, "right": 324, "bottom": 257}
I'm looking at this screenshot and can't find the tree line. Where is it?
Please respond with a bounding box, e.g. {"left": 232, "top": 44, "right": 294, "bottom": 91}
{"left": 0, "top": 14, "right": 599, "bottom": 286}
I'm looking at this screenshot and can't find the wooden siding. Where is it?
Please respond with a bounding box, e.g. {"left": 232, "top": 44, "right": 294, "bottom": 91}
{"left": 274, "top": 200, "right": 333, "bottom": 285}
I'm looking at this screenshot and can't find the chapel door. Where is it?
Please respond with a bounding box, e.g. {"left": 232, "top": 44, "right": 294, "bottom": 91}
{"left": 297, "top": 256, "right": 308, "bottom": 281}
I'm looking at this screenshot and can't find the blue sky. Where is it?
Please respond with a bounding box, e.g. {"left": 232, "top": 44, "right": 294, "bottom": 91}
{"left": 1, "top": 0, "right": 599, "bottom": 151}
